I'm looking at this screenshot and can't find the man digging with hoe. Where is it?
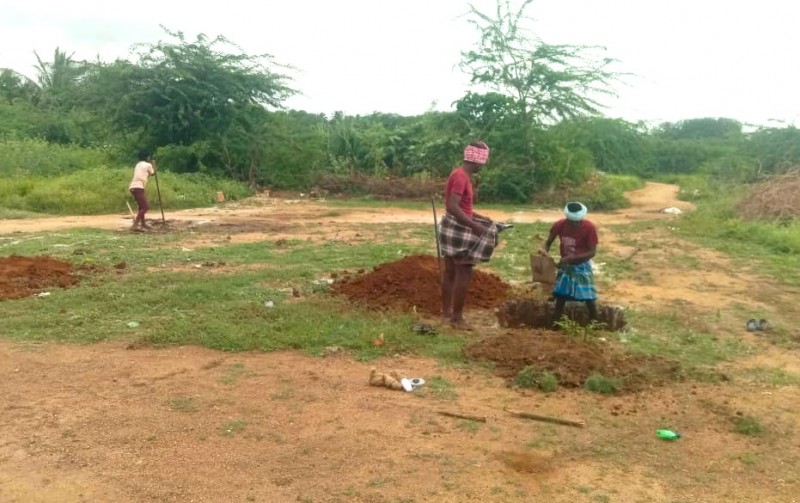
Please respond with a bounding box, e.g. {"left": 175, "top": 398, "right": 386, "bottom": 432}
{"left": 438, "top": 141, "right": 497, "bottom": 330}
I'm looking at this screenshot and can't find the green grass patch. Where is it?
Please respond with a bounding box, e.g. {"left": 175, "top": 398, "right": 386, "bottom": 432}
{"left": 419, "top": 376, "right": 458, "bottom": 400}
{"left": 0, "top": 228, "right": 468, "bottom": 363}
{"left": 514, "top": 366, "right": 559, "bottom": 392}
{"left": 736, "top": 367, "right": 800, "bottom": 387}
{"left": 0, "top": 167, "right": 253, "bottom": 215}
{"left": 220, "top": 420, "right": 246, "bottom": 437}
{"left": 169, "top": 395, "right": 199, "bottom": 412}
{"left": 732, "top": 415, "right": 765, "bottom": 436}
{"left": 623, "top": 309, "right": 750, "bottom": 368}
{"left": 584, "top": 373, "right": 620, "bottom": 394}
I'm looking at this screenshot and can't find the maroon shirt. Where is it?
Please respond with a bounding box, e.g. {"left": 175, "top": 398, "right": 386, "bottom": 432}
{"left": 549, "top": 219, "right": 598, "bottom": 260}
{"left": 444, "top": 167, "right": 473, "bottom": 218}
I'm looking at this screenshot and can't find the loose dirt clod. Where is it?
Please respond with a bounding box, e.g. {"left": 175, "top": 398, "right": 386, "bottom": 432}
{"left": 465, "top": 331, "right": 680, "bottom": 391}
{"left": 0, "top": 255, "right": 79, "bottom": 300}
{"left": 331, "top": 254, "right": 509, "bottom": 315}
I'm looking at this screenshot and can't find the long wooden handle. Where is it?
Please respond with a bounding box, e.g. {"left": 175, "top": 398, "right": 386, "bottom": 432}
{"left": 438, "top": 411, "right": 487, "bottom": 423}
{"left": 504, "top": 408, "right": 585, "bottom": 428}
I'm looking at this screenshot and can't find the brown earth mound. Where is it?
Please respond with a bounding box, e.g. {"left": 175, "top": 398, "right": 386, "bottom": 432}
{"left": 0, "top": 255, "right": 78, "bottom": 300}
{"left": 331, "top": 254, "right": 509, "bottom": 316}
{"left": 737, "top": 168, "right": 800, "bottom": 221}
{"left": 465, "top": 331, "right": 680, "bottom": 391}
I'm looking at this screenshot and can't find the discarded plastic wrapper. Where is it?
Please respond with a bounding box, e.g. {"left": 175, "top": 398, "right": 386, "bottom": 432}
{"left": 401, "top": 377, "right": 426, "bottom": 392}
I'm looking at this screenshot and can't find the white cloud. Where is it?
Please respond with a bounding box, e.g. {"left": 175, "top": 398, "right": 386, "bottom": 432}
{"left": 1, "top": 0, "right": 797, "bottom": 126}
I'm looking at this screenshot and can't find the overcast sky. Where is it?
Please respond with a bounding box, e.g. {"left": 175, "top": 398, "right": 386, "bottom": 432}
{"left": 1, "top": 0, "right": 798, "bottom": 127}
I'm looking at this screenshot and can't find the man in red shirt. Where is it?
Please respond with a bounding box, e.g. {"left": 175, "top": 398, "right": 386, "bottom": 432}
{"left": 438, "top": 141, "right": 496, "bottom": 329}
{"left": 542, "top": 201, "right": 599, "bottom": 325}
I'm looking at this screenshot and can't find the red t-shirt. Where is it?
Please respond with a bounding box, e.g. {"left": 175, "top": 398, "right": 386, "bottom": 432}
{"left": 444, "top": 167, "right": 474, "bottom": 218}
{"left": 549, "top": 219, "right": 598, "bottom": 259}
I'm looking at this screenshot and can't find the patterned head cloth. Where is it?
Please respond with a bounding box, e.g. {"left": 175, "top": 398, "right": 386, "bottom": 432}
{"left": 564, "top": 202, "right": 588, "bottom": 221}
{"left": 464, "top": 141, "right": 490, "bottom": 165}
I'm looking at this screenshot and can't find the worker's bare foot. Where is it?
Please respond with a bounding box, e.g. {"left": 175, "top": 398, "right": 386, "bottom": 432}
{"left": 449, "top": 318, "right": 474, "bottom": 331}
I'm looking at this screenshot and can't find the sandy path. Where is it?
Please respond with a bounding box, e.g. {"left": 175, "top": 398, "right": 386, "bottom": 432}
{"left": 0, "top": 182, "right": 693, "bottom": 235}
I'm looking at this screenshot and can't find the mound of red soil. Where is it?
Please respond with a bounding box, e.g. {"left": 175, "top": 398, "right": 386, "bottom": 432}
{"left": 0, "top": 255, "right": 78, "bottom": 300}
{"left": 465, "top": 331, "right": 680, "bottom": 391}
{"left": 331, "top": 255, "right": 509, "bottom": 316}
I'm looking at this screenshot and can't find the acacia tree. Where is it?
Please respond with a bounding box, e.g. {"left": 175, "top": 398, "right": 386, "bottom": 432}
{"left": 84, "top": 28, "right": 296, "bottom": 157}
{"left": 460, "top": 0, "right": 619, "bottom": 127}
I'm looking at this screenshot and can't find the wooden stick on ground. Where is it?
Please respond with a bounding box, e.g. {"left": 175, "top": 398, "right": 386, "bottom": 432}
{"left": 504, "top": 408, "right": 585, "bottom": 428}
{"left": 622, "top": 247, "right": 641, "bottom": 261}
{"left": 438, "top": 411, "right": 487, "bottom": 423}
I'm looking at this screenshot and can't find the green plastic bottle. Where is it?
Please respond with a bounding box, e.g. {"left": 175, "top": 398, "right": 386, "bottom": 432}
{"left": 656, "top": 429, "right": 681, "bottom": 440}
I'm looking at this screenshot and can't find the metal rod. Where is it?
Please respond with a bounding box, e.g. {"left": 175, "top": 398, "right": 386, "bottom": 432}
{"left": 431, "top": 197, "right": 443, "bottom": 284}
{"left": 152, "top": 159, "right": 166, "bottom": 225}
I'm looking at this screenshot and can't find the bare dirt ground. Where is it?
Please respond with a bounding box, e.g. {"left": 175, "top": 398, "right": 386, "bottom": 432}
{"left": 2, "top": 182, "right": 800, "bottom": 502}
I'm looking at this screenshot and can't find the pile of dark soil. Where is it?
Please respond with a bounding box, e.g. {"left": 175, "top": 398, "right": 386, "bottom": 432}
{"left": 331, "top": 254, "right": 509, "bottom": 316}
{"left": 465, "top": 331, "right": 680, "bottom": 391}
{"left": 0, "top": 255, "right": 79, "bottom": 300}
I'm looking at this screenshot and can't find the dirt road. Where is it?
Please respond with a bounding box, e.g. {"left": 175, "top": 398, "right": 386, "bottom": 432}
{"left": 0, "top": 182, "right": 693, "bottom": 235}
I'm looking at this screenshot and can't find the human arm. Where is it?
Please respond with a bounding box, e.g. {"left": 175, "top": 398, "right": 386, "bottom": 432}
{"left": 558, "top": 246, "right": 596, "bottom": 267}
{"left": 446, "top": 192, "right": 488, "bottom": 235}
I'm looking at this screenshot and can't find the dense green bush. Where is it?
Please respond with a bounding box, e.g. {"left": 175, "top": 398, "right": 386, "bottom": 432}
{"left": 0, "top": 138, "right": 110, "bottom": 176}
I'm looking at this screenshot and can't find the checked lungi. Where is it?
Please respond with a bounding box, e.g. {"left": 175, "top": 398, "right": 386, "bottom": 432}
{"left": 438, "top": 213, "right": 497, "bottom": 265}
{"left": 553, "top": 261, "right": 597, "bottom": 301}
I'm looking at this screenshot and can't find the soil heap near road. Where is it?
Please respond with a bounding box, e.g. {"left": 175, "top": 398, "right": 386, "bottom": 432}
{"left": 0, "top": 255, "right": 78, "bottom": 300}
{"left": 331, "top": 254, "right": 509, "bottom": 316}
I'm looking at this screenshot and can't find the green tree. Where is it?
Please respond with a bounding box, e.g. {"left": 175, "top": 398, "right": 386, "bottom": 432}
{"left": 84, "top": 28, "right": 296, "bottom": 151}
{"left": 460, "top": 0, "right": 619, "bottom": 127}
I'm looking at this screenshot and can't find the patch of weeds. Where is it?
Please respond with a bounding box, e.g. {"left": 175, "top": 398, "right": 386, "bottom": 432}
{"left": 514, "top": 366, "right": 560, "bottom": 392}
{"left": 268, "top": 432, "right": 285, "bottom": 444}
{"left": 624, "top": 310, "right": 749, "bottom": 367}
{"left": 733, "top": 415, "right": 765, "bottom": 436}
{"left": 490, "top": 485, "right": 505, "bottom": 495}
{"left": 220, "top": 419, "right": 246, "bottom": 437}
{"left": 458, "top": 420, "right": 482, "bottom": 434}
{"left": 556, "top": 317, "right": 605, "bottom": 343}
{"left": 739, "top": 452, "right": 758, "bottom": 466}
{"left": 219, "top": 363, "right": 251, "bottom": 385}
{"left": 270, "top": 388, "right": 294, "bottom": 400}
{"left": 738, "top": 367, "right": 800, "bottom": 387}
{"left": 584, "top": 373, "right": 621, "bottom": 394}
{"left": 367, "top": 477, "right": 393, "bottom": 487}
{"left": 61, "top": 429, "right": 76, "bottom": 438}
{"left": 169, "top": 395, "right": 199, "bottom": 412}
{"left": 577, "top": 485, "right": 592, "bottom": 494}
{"left": 423, "top": 376, "right": 458, "bottom": 400}
{"left": 593, "top": 495, "right": 611, "bottom": 503}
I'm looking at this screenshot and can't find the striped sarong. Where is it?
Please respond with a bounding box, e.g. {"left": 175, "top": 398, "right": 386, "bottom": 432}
{"left": 438, "top": 214, "right": 497, "bottom": 265}
{"left": 553, "top": 261, "right": 597, "bottom": 301}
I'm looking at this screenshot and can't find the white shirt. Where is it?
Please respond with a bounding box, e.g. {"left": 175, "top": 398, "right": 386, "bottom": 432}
{"left": 129, "top": 161, "right": 155, "bottom": 190}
